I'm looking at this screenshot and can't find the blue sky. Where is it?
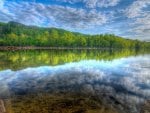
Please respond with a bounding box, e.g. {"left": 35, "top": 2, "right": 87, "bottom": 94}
{"left": 0, "top": 0, "right": 150, "bottom": 40}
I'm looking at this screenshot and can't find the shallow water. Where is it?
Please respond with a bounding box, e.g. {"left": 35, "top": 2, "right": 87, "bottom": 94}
{"left": 0, "top": 50, "right": 150, "bottom": 113}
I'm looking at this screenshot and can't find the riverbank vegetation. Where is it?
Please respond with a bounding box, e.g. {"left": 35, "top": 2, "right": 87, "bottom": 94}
{"left": 0, "top": 22, "right": 150, "bottom": 49}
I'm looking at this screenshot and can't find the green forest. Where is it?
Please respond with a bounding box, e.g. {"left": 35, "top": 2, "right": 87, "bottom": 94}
{"left": 0, "top": 21, "right": 150, "bottom": 49}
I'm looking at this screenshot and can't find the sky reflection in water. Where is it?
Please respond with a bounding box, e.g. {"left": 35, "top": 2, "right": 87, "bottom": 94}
{"left": 0, "top": 54, "right": 150, "bottom": 113}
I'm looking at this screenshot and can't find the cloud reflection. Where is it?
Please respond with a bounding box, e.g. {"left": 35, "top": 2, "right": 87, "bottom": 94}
{"left": 0, "top": 55, "right": 150, "bottom": 112}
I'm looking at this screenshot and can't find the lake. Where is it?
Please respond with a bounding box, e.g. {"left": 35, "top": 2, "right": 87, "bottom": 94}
{"left": 0, "top": 49, "right": 150, "bottom": 113}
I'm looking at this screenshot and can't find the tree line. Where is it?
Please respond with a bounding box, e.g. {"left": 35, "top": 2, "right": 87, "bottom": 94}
{"left": 0, "top": 21, "right": 150, "bottom": 49}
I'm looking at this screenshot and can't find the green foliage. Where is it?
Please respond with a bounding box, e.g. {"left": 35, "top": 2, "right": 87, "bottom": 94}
{"left": 0, "top": 21, "right": 150, "bottom": 49}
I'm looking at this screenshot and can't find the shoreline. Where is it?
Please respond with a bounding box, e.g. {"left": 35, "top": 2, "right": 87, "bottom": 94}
{"left": 0, "top": 46, "right": 118, "bottom": 50}
{"left": 0, "top": 46, "right": 148, "bottom": 51}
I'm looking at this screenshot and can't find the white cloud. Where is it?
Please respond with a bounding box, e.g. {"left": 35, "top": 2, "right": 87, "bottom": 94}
{"left": 124, "top": 0, "right": 150, "bottom": 40}
{"left": 125, "top": 0, "right": 150, "bottom": 18}
{"left": 132, "top": 14, "right": 150, "bottom": 34}
{"left": 56, "top": 0, "right": 120, "bottom": 8}
{"left": 95, "top": 0, "right": 120, "bottom": 8}
{"left": 0, "top": 1, "right": 109, "bottom": 28}
{"left": 0, "top": 0, "right": 5, "bottom": 10}
{"left": 0, "top": 0, "right": 5, "bottom": 9}
{"left": 125, "top": 0, "right": 150, "bottom": 27}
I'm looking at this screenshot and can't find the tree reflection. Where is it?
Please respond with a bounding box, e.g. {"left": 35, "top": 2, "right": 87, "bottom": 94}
{"left": 0, "top": 49, "right": 149, "bottom": 70}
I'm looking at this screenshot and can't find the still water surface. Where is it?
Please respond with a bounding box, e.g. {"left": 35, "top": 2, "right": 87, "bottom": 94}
{"left": 0, "top": 50, "right": 150, "bottom": 113}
